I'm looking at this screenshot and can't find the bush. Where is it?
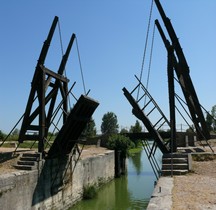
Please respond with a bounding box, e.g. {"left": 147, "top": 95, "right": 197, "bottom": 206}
{"left": 83, "top": 185, "right": 97, "bottom": 199}
{"left": 0, "top": 130, "right": 5, "bottom": 140}
{"left": 107, "top": 134, "right": 135, "bottom": 158}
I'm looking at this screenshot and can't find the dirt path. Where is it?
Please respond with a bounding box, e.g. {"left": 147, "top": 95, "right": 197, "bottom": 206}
{"left": 0, "top": 148, "right": 32, "bottom": 174}
{"left": 0, "top": 146, "right": 111, "bottom": 174}
{"left": 172, "top": 158, "right": 216, "bottom": 210}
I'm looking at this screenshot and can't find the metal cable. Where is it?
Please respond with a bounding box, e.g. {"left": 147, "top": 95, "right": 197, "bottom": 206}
{"left": 144, "top": 22, "right": 156, "bottom": 107}
{"left": 75, "top": 37, "right": 87, "bottom": 95}
{"left": 137, "top": 0, "right": 154, "bottom": 101}
{"left": 57, "top": 20, "right": 64, "bottom": 57}
{"left": 57, "top": 20, "right": 73, "bottom": 110}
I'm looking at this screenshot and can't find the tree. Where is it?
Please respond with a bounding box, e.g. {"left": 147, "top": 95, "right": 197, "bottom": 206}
{"left": 211, "top": 105, "right": 216, "bottom": 132}
{"left": 129, "top": 120, "right": 142, "bottom": 147}
{"left": 107, "top": 134, "right": 135, "bottom": 158}
{"left": 130, "top": 120, "right": 142, "bottom": 133}
{"left": 101, "top": 112, "right": 119, "bottom": 134}
{"left": 186, "top": 125, "right": 194, "bottom": 133}
{"left": 12, "top": 128, "right": 19, "bottom": 136}
{"left": 206, "top": 112, "right": 213, "bottom": 131}
{"left": 120, "top": 128, "right": 129, "bottom": 134}
{"left": 205, "top": 105, "right": 216, "bottom": 133}
{"left": 0, "top": 130, "right": 5, "bottom": 140}
{"left": 107, "top": 134, "right": 135, "bottom": 176}
{"left": 82, "top": 118, "right": 97, "bottom": 138}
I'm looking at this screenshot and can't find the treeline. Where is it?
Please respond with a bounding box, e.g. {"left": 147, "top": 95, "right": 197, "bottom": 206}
{"left": 0, "top": 111, "right": 143, "bottom": 140}
{"left": 205, "top": 105, "right": 216, "bottom": 132}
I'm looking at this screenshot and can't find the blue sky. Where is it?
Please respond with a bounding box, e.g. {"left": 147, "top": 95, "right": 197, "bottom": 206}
{"left": 0, "top": 1, "right": 216, "bottom": 134}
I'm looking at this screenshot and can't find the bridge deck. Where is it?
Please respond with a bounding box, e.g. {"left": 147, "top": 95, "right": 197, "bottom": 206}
{"left": 47, "top": 95, "right": 99, "bottom": 158}
{"left": 123, "top": 87, "right": 169, "bottom": 154}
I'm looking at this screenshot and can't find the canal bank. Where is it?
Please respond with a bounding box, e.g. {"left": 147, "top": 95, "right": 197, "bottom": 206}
{"left": 147, "top": 148, "right": 216, "bottom": 210}
{"left": 72, "top": 148, "right": 161, "bottom": 209}
{"left": 147, "top": 177, "right": 173, "bottom": 210}
{"left": 0, "top": 147, "right": 115, "bottom": 210}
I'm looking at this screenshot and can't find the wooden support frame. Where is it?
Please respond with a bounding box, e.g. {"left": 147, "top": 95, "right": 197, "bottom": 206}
{"left": 167, "top": 46, "right": 177, "bottom": 152}
{"left": 154, "top": 0, "right": 210, "bottom": 140}
{"left": 18, "top": 16, "right": 76, "bottom": 154}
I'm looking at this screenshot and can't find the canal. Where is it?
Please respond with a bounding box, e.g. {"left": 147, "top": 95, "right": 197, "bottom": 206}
{"left": 71, "top": 148, "right": 162, "bottom": 210}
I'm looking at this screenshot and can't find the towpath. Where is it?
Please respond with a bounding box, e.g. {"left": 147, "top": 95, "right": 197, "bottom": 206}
{"left": 172, "top": 156, "right": 216, "bottom": 210}
{"left": 0, "top": 146, "right": 110, "bottom": 174}
{"left": 148, "top": 140, "right": 216, "bottom": 210}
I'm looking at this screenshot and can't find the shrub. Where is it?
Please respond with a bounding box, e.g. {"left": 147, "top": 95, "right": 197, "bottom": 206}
{"left": 0, "top": 130, "right": 5, "bottom": 140}
{"left": 107, "top": 134, "right": 135, "bottom": 158}
{"left": 83, "top": 185, "right": 97, "bottom": 199}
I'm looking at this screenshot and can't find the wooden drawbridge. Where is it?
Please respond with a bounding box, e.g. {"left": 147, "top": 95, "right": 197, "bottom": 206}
{"left": 123, "top": 0, "right": 213, "bottom": 177}
{"left": 1, "top": 16, "right": 99, "bottom": 160}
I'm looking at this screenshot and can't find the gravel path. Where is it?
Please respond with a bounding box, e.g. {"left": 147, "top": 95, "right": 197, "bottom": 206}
{"left": 1, "top": 142, "right": 216, "bottom": 210}
{"left": 172, "top": 157, "right": 216, "bottom": 210}
{"left": 0, "top": 146, "right": 111, "bottom": 174}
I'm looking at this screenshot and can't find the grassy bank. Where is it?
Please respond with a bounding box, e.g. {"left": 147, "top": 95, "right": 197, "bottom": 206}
{"left": 129, "top": 147, "right": 143, "bottom": 155}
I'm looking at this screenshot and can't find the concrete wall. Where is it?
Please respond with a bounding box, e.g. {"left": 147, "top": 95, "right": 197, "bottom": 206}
{"left": 0, "top": 150, "right": 115, "bottom": 210}
{"left": 176, "top": 132, "right": 196, "bottom": 147}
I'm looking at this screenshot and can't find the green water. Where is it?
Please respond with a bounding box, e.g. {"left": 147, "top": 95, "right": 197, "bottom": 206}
{"left": 71, "top": 149, "right": 162, "bottom": 210}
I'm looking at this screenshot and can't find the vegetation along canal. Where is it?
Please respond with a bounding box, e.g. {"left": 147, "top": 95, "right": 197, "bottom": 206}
{"left": 71, "top": 148, "right": 162, "bottom": 210}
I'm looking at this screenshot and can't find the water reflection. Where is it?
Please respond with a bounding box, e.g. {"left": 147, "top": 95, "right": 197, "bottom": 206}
{"left": 129, "top": 151, "right": 142, "bottom": 175}
{"left": 71, "top": 149, "right": 162, "bottom": 210}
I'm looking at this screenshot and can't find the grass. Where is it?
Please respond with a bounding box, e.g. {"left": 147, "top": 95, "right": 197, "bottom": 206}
{"left": 1, "top": 135, "right": 55, "bottom": 149}
{"left": 129, "top": 147, "right": 143, "bottom": 154}
{"left": 2, "top": 141, "right": 38, "bottom": 149}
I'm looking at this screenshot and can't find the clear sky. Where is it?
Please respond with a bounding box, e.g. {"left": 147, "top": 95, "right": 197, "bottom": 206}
{"left": 0, "top": 0, "right": 216, "bottom": 134}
